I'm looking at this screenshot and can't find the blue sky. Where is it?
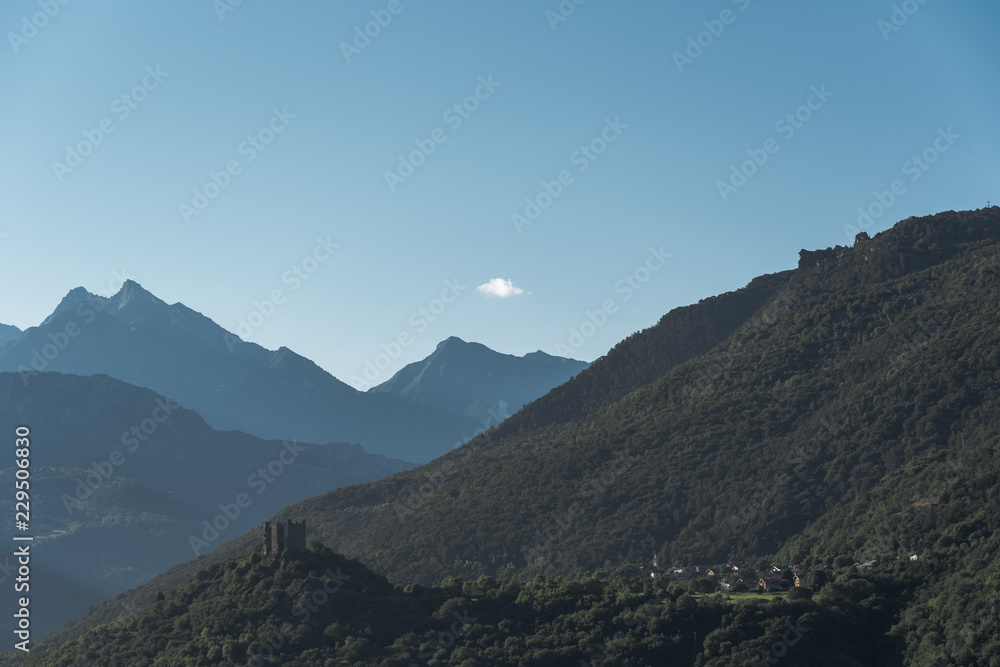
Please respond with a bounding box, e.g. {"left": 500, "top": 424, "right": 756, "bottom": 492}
{"left": 1, "top": 0, "right": 997, "bottom": 389}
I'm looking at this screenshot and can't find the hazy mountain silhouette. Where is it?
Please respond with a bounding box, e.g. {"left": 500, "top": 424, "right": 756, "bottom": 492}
{"left": 369, "top": 336, "right": 589, "bottom": 425}
{"left": 0, "top": 371, "right": 413, "bottom": 638}
{"left": 0, "top": 281, "right": 482, "bottom": 462}
{"left": 0, "top": 323, "right": 20, "bottom": 349}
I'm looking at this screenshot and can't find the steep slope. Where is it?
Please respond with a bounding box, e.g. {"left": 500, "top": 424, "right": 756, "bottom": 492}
{"left": 488, "top": 269, "right": 794, "bottom": 437}
{"left": 0, "top": 372, "right": 413, "bottom": 638}
{"left": 0, "top": 281, "right": 479, "bottom": 462}
{"left": 0, "top": 323, "right": 20, "bottom": 348}
{"left": 369, "top": 337, "right": 589, "bottom": 425}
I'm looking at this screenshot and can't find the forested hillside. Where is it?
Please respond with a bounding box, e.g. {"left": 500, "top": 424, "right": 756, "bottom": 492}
{"left": 36, "top": 208, "right": 1000, "bottom": 665}
{"left": 17, "top": 543, "right": 908, "bottom": 666}
{"left": 255, "top": 209, "right": 1000, "bottom": 580}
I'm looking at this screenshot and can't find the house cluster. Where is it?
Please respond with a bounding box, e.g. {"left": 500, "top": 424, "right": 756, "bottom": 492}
{"left": 643, "top": 555, "right": 833, "bottom": 593}
{"left": 639, "top": 550, "right": 918, "bottom": 593}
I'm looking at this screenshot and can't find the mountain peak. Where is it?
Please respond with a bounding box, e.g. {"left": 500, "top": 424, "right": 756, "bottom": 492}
{"left": 436, "top": 336, "right": 468, "bottom": 350}
{"left": 110, "top": 279, "right": 165, "bottom": 306}
{"left": 66, "top": 286, "right": 91, "bottom": 298}
{"left": 524, "top": 349, "right": 560, "bottom": 360}
{"left": 371, "top": 338, "right": 590, "bottom": 425}
{"left": 41, "top": 281, "right": 166, "bottom": 327}
{"left": 105, "top": 280, "right": 172, "bottom": 323}
{"left": 42, "top": 286, "right": 103, "bottom": 325}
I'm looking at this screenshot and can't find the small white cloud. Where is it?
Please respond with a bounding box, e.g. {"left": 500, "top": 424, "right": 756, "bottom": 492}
{"left": 477, "top": 278, "right": 527, "bottom": 298}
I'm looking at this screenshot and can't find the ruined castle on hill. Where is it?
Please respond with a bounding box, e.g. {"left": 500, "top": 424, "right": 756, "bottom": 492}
{"left": 262, "top": 519, "right": 306, "bottom": 559}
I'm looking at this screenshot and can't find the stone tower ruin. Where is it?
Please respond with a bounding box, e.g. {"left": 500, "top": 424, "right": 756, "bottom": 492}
{"left": 262, "top": 519, "right": 306, "bottom": 558}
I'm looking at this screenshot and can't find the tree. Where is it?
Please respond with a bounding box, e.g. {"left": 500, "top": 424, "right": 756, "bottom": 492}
{"left": 689, "top": 578, "right": 716, "bottom": 595}
{"left": 807, "top": 570, "right": 829, "bottom": 591}
{"left": 787, "top": 586, "right": 813, "bottom": 600}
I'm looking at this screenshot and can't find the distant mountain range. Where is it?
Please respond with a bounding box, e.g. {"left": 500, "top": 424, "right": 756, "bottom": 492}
{"left": 0, "top": 371, "right": 414, "bottom": 638}
{"left": 48, "top": 208, "right": 1000, "bottom": 666}
{"left": 0, "top": 282, "right": 585, "bottom": 462}
{"left": 0, "top": 323, "right": 20, "bottom": 348}
{"left": 46, "top": 240, "right": 792, "bottom": 638}
{"left": 0, "top": 280, "right": 588, "bottom": 637}
{"left": 369, "top": 336, "right": 589, "bottom": 426}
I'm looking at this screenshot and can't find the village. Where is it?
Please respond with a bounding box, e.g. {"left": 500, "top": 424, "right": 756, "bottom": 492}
{"left": 637, "top": 553, "right": 920, "bottom": 596}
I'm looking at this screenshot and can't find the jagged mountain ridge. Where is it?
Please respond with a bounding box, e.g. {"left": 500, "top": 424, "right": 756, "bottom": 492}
{"left": 0, "top": 283, "right": 591, "bottom": 463}
{"left": 0, "top": 281, "right": 482, "bottom": 462}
